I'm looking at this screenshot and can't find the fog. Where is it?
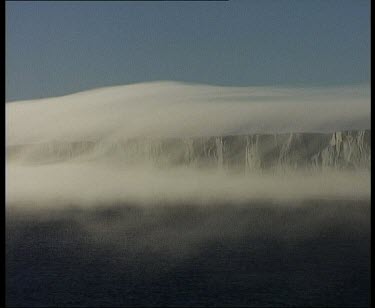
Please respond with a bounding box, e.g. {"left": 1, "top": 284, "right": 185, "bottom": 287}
{"left": 5, "top": 163, "right": 370, "bottom": 209}
{"left": 6, "top": 82, "right": 371, "bottom": 209}
{"left": 6, "top": 81, "right": 370, "bottom": 145}
{"left": 6, "top": 82, "right": 371, "bottom": 307}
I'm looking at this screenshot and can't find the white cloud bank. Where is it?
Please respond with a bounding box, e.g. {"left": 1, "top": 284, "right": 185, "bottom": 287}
{"left": 6, "top": 82, "right": 371, "bottom": 208}
{"left": 6, "top": 81, "right": 370, "bottom": 145}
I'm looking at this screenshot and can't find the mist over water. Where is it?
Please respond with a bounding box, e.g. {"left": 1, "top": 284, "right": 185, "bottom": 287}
{"left": 7, "top": 200, "right": 370, "bottom": 307}
{"left": 5, "top": 164, "right": 371, "bottom": 210}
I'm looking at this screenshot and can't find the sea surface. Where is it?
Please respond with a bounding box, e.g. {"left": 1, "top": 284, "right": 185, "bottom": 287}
{"left": 6, "top": 200, "right": 370, "bottom": 307}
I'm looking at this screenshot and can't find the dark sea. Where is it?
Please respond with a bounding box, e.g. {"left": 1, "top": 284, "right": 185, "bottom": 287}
{"left": 6, "top": 200, "right": 370, "bottom": 307}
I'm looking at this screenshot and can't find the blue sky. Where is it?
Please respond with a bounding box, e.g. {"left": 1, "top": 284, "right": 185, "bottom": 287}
{"left": 6, "top": 0, "right": 370, "bottom": 101}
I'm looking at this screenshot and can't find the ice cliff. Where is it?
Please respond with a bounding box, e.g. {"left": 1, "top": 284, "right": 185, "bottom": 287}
{"left": 7, "top": 130, "right": 371, "bottom": 172}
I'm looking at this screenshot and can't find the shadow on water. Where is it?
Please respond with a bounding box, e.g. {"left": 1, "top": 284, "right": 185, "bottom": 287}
{"left": 6, "top": 200, "right": 370, "bottom": 307}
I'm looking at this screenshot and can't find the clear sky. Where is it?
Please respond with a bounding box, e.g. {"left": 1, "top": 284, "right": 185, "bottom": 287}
{"left": 6, "top": 0, "right": 370, "bottom": 102}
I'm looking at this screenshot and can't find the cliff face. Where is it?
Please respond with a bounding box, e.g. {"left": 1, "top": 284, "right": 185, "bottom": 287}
{"left": 7, "top": 130, "right": 371, "bottom": 172}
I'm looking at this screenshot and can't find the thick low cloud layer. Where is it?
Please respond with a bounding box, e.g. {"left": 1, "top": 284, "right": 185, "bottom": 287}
{"left": 6, "top": 163, "right": 370, "bottom": 208}
{"left": 6, "top": 82, "right": 371, "bottom": 208}
{"left": 6, "top": 81, "right": 370, "bottom": 145}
